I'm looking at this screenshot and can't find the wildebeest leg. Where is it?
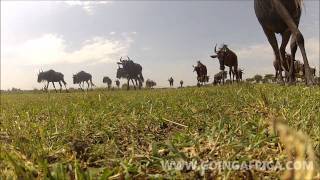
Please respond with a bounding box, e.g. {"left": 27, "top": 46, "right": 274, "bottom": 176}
{"left": 61, "top": 79, "right": 68, "bottom": 92}
{"left": 262, "top": 27, "right": 284, "bottom": 84}
{"left": 280, "top": 30, "right": 294, "bottom": 84}
{"left": 52, "top": 82, "right": 57, "bottom": 93}
{"left": 229, "top": 67, "right": 232, "bottom": 83}
{"left": 86, "top": 81, "right": 90, "bottom": 91}
{"left": 131, "top": 79, "right": 136, "bottom": 90}
{"left": 127, "top": 78, "right": 130, "bottom": 90}
{"left": 79, "top": 83, "right": 83, "bottom": 91}
{"left": 271, "top": 0, "right": 314, "bottom": 85}
{"left": 45, "top": 81, "right": 49, "bottom": 92}
{"left": 58, "top": 81, "right": 62, "bottom": 92}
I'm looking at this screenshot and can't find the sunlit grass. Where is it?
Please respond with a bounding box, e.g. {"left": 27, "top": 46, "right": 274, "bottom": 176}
{"left": 1, "top": 84, "right": 319, "bottom": 178}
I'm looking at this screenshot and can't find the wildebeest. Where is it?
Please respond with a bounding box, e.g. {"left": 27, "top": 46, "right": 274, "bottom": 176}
{"left": 236, "top": 69, "right": 244, "bottom": 81}
{"left": 168, "top": 77, "right": 174, "bottom": 87}
{"left": 193, "top": 61, "right": 209, "bottom": 86}
{"left": 146, "top": 79, "right": 156, "bottom": 88}
{"left": 103, "top": 76, "right": 112, "bottom": 89}
{"left": 254, "top": 0, "right": 315, "bottom": 85}
{"left": 210, "top": 44, "right": 238, "bottom": 83}
{"left": 180, "top": 80, "right": 184, "bottom": 88}
{"left": 213, "top": 71, "right": 227, "bottom": 85}
{"left": 273, "top": 53, "right": 294, "bottom": 82}
{"left": 115, "top": 79, "right": 120, "bottom": 88}
{"left": 37, "top": 69, "right": 68, "bottom": 92}
{"left": 294, "top": 61, "right": 316, "bottom": 80}
{"left": 116, "top": 56, "right": 144, "bottom": 90}
{"left": 73, "top": 71, "right": 95, "bottom": 91}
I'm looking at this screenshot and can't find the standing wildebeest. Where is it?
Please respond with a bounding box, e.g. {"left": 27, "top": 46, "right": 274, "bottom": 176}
{"left": 103, "top": 76, "right": 112, "bottom": 89}
{"left": 193, "top": 61, "right": 209, "bottom": 86}
{"left": 273, "top": 53, "right": 294, "bottom": 82}
{"left": 37, "top": 69, "right": 68, "bottom": 92}
{"left": 180, "top": 80, "right": 184, "bottom": 88}
{"left": 294, "top": 61, "right": 316, "bottom": 81}
{"left": 213, "top": 71, "right": 227, "bottom": 85}
{"left": 116, "top": 57, "right": 144, "bottom": 90}
{"left": 168, "top": 77, "right": 174, "bottom": 87}
{"left": 210, "top": 44, "right": 238, "bottom": 84}
{"left": 146, "top": 79, "right": 156, "bottom": 88}
{"left": 254, "top": 0, "right": 314, "bottom": 85}
{"left": 236, "top": 69, "right": 244, "bottom": 81}
{"left": 73, "top": 71, "right": 95, "bottom": 91}
{"left": 115, "top": 80, "right": 120, "bottom": 88}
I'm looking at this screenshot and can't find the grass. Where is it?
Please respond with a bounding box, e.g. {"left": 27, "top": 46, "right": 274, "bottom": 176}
{"left": 1, "top": 84, "right": 319, "bottom": 179}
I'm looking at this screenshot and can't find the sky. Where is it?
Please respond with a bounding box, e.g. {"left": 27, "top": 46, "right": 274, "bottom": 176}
{"left": 1, "top": 1, "right": 319, "bottom": 90}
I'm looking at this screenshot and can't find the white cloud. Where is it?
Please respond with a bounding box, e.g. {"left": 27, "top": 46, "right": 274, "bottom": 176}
{"left": 2, "top": 33, "right": 133, "bottom": 66}
{"left": 63, "top": 1, "right": 112, "bottom": 14}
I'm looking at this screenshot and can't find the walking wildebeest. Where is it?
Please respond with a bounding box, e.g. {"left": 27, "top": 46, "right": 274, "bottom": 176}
{"left": 37, "top": 69, "right": 68, "bottom": 92}
{"left": 193, "top": 61, "right": 209, "bottom": 86}
{"left": 180, "top": 80, "right": 184, "bottom": 88}
{"left": 168, "top": 77, "right": 174, "bottom": 87}
{"left": 146, "top": 79, "right": 156, "bottom": 88}
{"left": 213, "top": 71, "right": 227, "bottom": 85}
{"left": 103, "top": 76, "right": 112, "bottom": 89}
{"left": 116, "top": 57, "right": 144, "bottom": 90}
{"left": 73, "top": 71, "right": 95, "bottom": 91}
{"left": 254, "top": 0, "right": 315, "bottom": 85}
{"left": 210, "top": 44, "right": 238, "bottom": 84}
{"left": 115, "top": 79, "right": 120, "bottom": 88}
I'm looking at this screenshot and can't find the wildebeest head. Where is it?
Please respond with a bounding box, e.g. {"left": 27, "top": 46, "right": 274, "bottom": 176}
{"left": 211, "top": 44, "right": 228, "bottom": 70}
{"left": 37, "top": 71, "right": 45, "bottom": 83}
{"left": 116, "top": 67, "right": 127, "bottom": 79}
{"left": 193, "top": 66, "right": 200, "bottom": 73}
{"left": 73, "top": 74, "right": 80, "bottom": 84}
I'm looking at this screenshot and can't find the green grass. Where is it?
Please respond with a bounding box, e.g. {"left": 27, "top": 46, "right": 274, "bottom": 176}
{"left": 1, "top": 84, "right": 319, "bottom": 179}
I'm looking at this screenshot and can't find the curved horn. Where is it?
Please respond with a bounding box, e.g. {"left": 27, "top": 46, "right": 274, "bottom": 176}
{"left": 214, "top": 44, "right": 217, "bottom": 53}
{"left": 120, "top": 57, "right": 123, "bottom": 62}
{"left": 127, "top": 56, "right": 130, "bottom": 61}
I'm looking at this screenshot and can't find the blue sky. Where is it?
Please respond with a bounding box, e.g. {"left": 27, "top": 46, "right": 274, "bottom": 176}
{"left": 1, "top": 1, "right": 319, "bottom": 89}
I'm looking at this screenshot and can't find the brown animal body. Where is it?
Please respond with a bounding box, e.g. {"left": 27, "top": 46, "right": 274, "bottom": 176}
{"left": 254, "top": 0, "right": 315, "bottom": 85}
{"left": 193, "top": 61, "right": 209, "bottom": 86}
{"left": 168, "top": 77, "right": 174, "bottom": 87}
{"left": 210, "top": 44, "right": 238, "bottom": 84}
{"left": 213, "top": 71, "right": 227, "bottom": 85}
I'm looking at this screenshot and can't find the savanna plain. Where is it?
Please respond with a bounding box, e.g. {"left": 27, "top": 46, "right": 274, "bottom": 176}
{"left": 1, "top": 84, "right": 320, "bottom": 179}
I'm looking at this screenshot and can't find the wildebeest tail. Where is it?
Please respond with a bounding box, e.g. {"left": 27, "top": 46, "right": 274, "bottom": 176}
{"left": 139, "top": 73, "right": 144, "bottom": 82}
{"left": 90, "top": 78, "right": 95, "bottom": 86}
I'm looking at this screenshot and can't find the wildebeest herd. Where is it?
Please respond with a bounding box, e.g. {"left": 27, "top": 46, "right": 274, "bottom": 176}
{"left": 37, "top": 0, "right": 318, "bottom": 92}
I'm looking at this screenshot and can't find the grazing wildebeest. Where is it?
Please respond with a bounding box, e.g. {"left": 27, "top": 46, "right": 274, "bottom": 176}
{"left": 213, "top": 71, "right": 227, "bottom": 85}
{"left": 146, "top": 79, "right": 156, "bottom": 88}
{"left": 37, "top": 69, "right": 68, "bottom": 92}
{"left": 210, "top": 44, "right": 238, "bottom": 83}
{"left": 116, "top": 57, "right": 144, "bottom": 90}
{"left": 115, "top": 79, "right": 120, "bottom": 88}
{"left": 193, "top": 61, "right": 209, "bottom": 86}
{"left": 180, "top": 80, "right": 184, "bottom": 88}
{"left": 73, "top": 71, "right": 95, "bottom": 91}
{"left": 168, "top": 77, "right": 174, "bottom": 87}
{"left": 254, "top": 0, "right": 314, "bottom": 85}
{"left": 103, "top": 76, "right": 112, "bottom": 89}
